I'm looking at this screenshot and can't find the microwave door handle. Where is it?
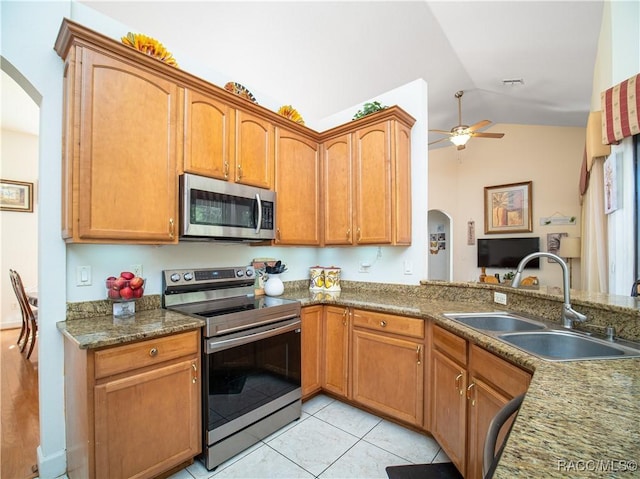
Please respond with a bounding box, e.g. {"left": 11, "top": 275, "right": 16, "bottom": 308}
{"left": 255, "top": 193, "right": 262, "bottom": 234}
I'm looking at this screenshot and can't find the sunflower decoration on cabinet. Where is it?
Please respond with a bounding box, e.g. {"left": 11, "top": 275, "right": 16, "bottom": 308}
{"left": 121, "top": 32, "right": 179, "bottom": 68}
{"left": 277, "top": 105, "right": 305, "bottom": 125}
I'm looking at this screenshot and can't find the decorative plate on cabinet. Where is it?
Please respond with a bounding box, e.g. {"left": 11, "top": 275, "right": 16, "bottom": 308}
{"left": 120, "top": 32, "right": 179, "bottom": 67}
{"left": 224, "top": 82, "right": 258, "bottom": 103}
{"left": 277, "top": 105, "right": 305, "bottom": 125}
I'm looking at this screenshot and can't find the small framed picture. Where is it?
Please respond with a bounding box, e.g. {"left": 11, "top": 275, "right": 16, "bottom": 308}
{"left": 0, "top": 179, "right": 33, "bottom": 212}
{"left": 484, "top": 181, "right": 532, "bottom": 234}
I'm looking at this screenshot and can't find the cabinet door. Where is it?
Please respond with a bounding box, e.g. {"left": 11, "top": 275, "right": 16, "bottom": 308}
{"left": 301, "top": 306, "right": 323, "bottom": 397}
{"left": 352, "top": 121, "right": 392, "bottom": 244}
{"left": 352, "top": 329, "right": 423, "bottom": 426}
{"left": 275, "top": 129, "right": 321, "bottom": 245}
{"left": 431, "top": 350, "right": 467, "bottom": 474}
{"left": 392, "top": 120, "right": 412, "bottom": 244}
{"left": 76, "top": 48, "right": 179, "bottom": 243}
{"left": 235, "top": 110, "right": 274, "bottom": 189}
{"left": 322, "top": 306, "right": 350, "bottom": 398}
{"left": 323, "top": 134, "right": 354, "bottom": 245}
{"left": 184, "top": 89, "right": 234, "bottom": 180}
{"left": 465, "top": 377, "right": 508, "bottom": 479}
{"left": 94, "top": 358, "right": 200, "bottom": 479}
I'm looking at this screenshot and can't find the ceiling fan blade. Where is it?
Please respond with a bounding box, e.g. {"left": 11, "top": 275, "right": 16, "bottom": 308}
{"left": 428, "top": 137, "right": 450, "bottom": 146}
{"left": 471, "top": 132, "right": 505, "bottom": 139}
{"left": 428, "top": 129, "right": 453, "bottom": 135}
{"left": 467, "top": 120, "right": 491, "bottom": 132}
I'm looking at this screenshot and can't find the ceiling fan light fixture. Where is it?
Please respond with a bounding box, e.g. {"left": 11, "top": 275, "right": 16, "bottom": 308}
{"left": 450, "top": 133, "right": 471, "bottom": 147}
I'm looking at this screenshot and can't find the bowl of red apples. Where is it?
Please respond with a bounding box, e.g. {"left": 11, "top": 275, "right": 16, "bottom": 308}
{"left": 106, "top": 271, "right": 145, "bottom": 301}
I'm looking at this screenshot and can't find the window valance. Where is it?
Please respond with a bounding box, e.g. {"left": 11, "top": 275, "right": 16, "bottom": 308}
{"left": 601, "top": 73, "right": 639, "bottom": 145}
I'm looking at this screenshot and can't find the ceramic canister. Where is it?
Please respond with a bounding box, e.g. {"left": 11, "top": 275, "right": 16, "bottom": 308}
{"left": 323, "top": 267, "right": 341, "bottom": 292}
{"left": 309, "top": 267, "right": 324, "bottom": 290}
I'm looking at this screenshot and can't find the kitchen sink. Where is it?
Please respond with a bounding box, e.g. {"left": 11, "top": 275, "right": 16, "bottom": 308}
{"left": 444, "top": 312, "right": 547, "bottom": 332}
{"left": 498, "top": 330, "right": 640, "bottom": 361}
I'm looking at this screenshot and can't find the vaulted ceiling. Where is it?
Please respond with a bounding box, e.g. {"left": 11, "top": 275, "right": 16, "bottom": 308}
{"left": 4, "top": 1, "right": 605, "bottom": 149}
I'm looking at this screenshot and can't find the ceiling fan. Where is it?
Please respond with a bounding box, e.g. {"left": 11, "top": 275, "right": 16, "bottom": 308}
{"left": 429, "top": 91, "right": 505, "bottom": 150}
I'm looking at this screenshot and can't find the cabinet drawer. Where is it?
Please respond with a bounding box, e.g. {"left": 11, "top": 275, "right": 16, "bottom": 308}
{"left": 432, "top": 325, "right": 467, "bottom": 366}
{"left": 94, "top": 330, "right": 199, "bottom": 380}
{"left": 469, "top": 344, "right": 530, "bottom": 397}
{"left": 353, "top": 310, "right": 424, "bottom": 339}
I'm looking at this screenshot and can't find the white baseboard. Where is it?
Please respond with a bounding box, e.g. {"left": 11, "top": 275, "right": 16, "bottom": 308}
{"left": 37, "top": 445, "right": 67, "bottom": 479}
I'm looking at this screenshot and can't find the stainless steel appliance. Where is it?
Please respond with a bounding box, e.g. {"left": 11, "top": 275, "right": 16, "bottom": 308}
{"left": 180, "top": 173, "right": 276, "bottom": 242}
{"left": 162, "top": 266, "right": 301, "bottom": 471}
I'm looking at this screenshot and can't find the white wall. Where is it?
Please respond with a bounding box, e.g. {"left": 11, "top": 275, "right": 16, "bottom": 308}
{"left": 1, "top": 2, "right": 70, "bottom": 477}
{"left": 1, "top": 129, "right": 39, "bottom": 329}
{"left": 427, "top": 209, "right": 452, "bottom": 281}
{"left": 429, "top": 124, "right": 585, "bottom": 289}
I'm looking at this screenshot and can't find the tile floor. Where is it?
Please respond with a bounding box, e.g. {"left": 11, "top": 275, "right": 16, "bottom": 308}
{"left": 169, "top": 394, "right": 451, "bottom": 479}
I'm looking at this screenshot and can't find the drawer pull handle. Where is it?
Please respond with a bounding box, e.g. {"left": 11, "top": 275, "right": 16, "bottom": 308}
{"left": 149, "top": 347, "right": 158, "bottom": 357}
{"left": 416, "top": 345, "right": 422, "bottom": 365}
{"left": 342, "top": 308, "right": 348, "bottom": 326}
{"left": 346, "top": 228, "right": 351, "bottom": 240}
{"left": 380, "top": 320, "right": 387, "bottom": 327}
{"left": 455, "top": 373, "right": 463, "bottom": 395}
{"left": 192, "top": 363, "right": 198, "bottom": 383}
{"left": 168, "top": 218, "right": 175, "bottom": 239}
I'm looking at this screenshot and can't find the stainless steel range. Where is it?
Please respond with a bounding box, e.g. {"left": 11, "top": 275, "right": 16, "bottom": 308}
{"left": 162, "top": 266, "right": 302, "bottom": 471}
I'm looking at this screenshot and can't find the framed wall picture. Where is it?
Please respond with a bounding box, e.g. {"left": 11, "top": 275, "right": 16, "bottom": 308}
{"left": 484, "top": 181, "right": 532, "bottom": 234}
{"left": 0, "top": 179, "right": 34, "bottom": 212}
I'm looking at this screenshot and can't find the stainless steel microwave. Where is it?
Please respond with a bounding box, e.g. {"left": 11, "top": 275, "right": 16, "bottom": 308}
{"left": 179, "top": 173, "right": 276, "bottom": 242}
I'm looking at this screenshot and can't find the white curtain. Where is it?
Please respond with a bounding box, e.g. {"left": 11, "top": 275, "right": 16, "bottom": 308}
{"left": 581, "top": 158, "right": 608, "bottom": 293}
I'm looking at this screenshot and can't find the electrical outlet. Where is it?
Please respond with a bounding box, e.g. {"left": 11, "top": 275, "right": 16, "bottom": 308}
{"left": 76, "top": 265, "right": 92, "bottom": 286}
{"left": 130, "top": 264, "right": 143, "bottom": 278}
{"left": 494, "top": 292, "right": 507, "bottom": 305}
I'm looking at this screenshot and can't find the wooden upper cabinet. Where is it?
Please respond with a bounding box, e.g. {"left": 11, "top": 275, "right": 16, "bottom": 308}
{"left": 393, "top": 120, "right": 412, "bottom": 245}
{"left": 275, "top": 128, "right": 321, "bottom": 245}
{"left": 323, "top": 134, "right": 353, "bottom": 245}
{"left": 353, "top": 121, "right": 393, "bottom": 244}
{"left": 74, "top": 48, "right": 180, "bottom": 243}
{"left": 235, "top": 110, "right": 274, "bottom": 189}
{"left": 183, "top": 89, "right": 234, "bottom": 180}
{"left": 322, "top": 108, "right": 414, "bottom": 246}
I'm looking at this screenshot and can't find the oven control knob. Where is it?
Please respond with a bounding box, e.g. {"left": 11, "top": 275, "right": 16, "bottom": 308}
{"left": 245, "top": 269, "right": 254, "bottom": 277}
{"left": 183, "top": 272, "right": 193, "bottom": 281}
{"left": 236, "top": 270, "right": 244, "bottom": 277}
{"left": 170, "top": 273, "right": 181, "bottom": 282}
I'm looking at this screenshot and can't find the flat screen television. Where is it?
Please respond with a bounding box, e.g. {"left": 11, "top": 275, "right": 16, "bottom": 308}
{"left": 477, "top": 237, "right": 540, "bottom": 269}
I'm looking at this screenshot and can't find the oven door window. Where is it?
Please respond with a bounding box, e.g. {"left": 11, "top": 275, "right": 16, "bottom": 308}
{"left": 190, "top": 189, "right": 257, "bottom": 229}
{"left": 206, "top": 328, "right": 301, "bottom": 431}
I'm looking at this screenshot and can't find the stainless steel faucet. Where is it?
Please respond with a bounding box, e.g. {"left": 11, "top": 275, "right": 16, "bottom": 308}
{"left": 511, "top": 252, "right": 587, "bottom": 329}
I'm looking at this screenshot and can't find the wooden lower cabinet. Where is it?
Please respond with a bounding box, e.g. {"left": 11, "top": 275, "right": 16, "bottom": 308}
{"left": 352, "top": 327, "right": 424, "bottom": 426}
{"left": 301, "top": 305, "right": 323, "bottom": 397}
{"left": 431, "top": 348, "right": 467, "bottom": 472}
{"left": 64, "top": 330, "right": 201, "bottom": 479}
{"left": 322, "top": 306, "right": 350, "bottom": 398}
{"left": 430, "top": 326, "right": 531, "bottom": 479}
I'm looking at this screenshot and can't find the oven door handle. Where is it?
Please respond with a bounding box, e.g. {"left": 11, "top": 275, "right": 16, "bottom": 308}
{"left": 206, "top": 318, "right": 300, "bottom": 353}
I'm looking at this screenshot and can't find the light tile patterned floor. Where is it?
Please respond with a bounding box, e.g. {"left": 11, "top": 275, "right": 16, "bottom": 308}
{"left": 170, "top": 394, "right": 451, "bottom": 479}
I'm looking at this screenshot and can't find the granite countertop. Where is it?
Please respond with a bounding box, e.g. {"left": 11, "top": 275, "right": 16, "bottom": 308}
{"left": 57, "top": 308, "right": 204, "bottom": 349}
{"left": 58, "top": 282, "right": 640, "bottom": 477}
{"left": 280, "top": 287, "right": 640, "bottom": 478}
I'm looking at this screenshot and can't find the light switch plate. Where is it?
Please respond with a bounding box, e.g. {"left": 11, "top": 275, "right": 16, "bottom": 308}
{"left": 76, "top": 265, "right": 92, "bottom": 286}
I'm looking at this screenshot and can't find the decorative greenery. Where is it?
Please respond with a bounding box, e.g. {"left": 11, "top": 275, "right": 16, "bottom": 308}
{"left": 503, "top": 271, "right": 515, "bottom": 281}
{"left": 352, "top": 101, "right": 388, "bottom": 120}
